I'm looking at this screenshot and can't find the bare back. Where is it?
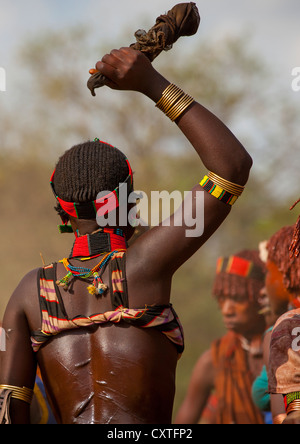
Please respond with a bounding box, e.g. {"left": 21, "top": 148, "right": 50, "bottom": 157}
{"left": 23, "top": 256, "right": 178, "bottom": 424}
{"left": 37, "top": 325, "right": 177, "bottom": 424}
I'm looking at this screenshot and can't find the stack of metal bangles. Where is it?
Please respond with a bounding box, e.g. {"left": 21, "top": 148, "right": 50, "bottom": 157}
{"left": 156, "top": 84, "right": 245, "bottom": 206}
{"left": 156, "top": 83, "right": 195, "bottom": 122}
{"left": 0, "top": 384, "right": 33, "bottom": 404}
{"left": 285, "top": 392, "right": 300, "bottom": 416}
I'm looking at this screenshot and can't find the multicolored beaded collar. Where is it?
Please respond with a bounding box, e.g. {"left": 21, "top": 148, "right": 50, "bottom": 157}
{"left": 56, "top": 228, "right": 127, "bottom": 295}
{"left": 216, "top": 256, "right": 265, "bottom": 282}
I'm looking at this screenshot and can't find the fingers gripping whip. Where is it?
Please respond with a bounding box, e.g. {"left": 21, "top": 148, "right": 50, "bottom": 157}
{"left": 87, "top": 2, "right": 200, "bottom": 96}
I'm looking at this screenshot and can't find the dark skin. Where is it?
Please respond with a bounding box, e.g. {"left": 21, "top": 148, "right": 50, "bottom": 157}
{"left": 175, "top": 293, "right": 265, "bottom": 424}
{"left": 0, "top": 48, "right": 252, "bottom": 424}
{"left": 264, "top": 260, "right": 290, "bottom": 423}
{"left": 264, "top": 259, "right": 298, "bottom": 424}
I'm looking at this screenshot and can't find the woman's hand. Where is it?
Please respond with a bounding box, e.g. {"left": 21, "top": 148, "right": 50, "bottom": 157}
{"left": 90, "top": 47, "right": 166, "bottom": 98}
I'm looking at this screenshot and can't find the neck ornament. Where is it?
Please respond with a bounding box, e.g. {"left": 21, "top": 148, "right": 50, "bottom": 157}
{"left": 56, "top": 228, "right": 127, "bottom": 295}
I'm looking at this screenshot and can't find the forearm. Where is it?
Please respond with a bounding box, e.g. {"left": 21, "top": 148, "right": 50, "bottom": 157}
{"left": 94, "top": 48, "right": 252, "bottom": 187}
{"left": 144, "top": 71, "right": 252, "bottom": 186}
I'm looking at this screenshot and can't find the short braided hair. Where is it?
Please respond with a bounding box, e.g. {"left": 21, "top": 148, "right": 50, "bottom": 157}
{"left": 53, "top": 140, "right": 132, "bottom": 220}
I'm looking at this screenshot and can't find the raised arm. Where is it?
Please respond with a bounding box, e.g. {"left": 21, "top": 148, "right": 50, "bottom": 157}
{"left": 93, "top": 47, "right": 252, "bottom": 182}
{"left": 92, "top": 48, "right": 252, "bottom": 280}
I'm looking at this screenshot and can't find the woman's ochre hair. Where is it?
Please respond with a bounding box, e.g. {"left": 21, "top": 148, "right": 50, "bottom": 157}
{"left": 267, "top": 225, "right": 300, "bottom": 297}
{"left": 213, "top": 250, "right": 266, "bottom": 302}
{"left": 290, "top": 199, "right": 300, "bottom": 258}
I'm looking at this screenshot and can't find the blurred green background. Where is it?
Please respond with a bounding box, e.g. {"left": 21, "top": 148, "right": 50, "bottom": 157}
{"left": 0, "top": 1, "right": 299, "bottom": 419}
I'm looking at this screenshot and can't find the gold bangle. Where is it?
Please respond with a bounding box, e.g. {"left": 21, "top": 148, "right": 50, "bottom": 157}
{"left": 156, "top": 84, "right": 184, "bottom": 114}
{"left": 156, "top": 84, "right": 178, "bottom": 110}
{"left": 156, "top": 83, "right": 178, "bottom": 106}
{"left": 167, "top": 95, "right": 195, "bottom": 122}
{"left": 208, "top": 172, "right": 245, "bottom": 195}
{"left": 157, "top": 90, "right": 182, "bottom": 111}
{"left": 156, "top": 84, "right": 194, "bottom": 122}
{"left": 208, "top": 171, "right": 245, "bottom": 197}
{"left": 273, "top": 413, "right": 287, "bottom": 424}
{"left": 156, "top": 83, "right": 177, "bottom": 107}
{"left": 286, "top": 400, "right": 300, "bottom": 415}
{"left": 160, "top": 91, "right": 184, "bottom": 114}
{"left": 208, "top": 172, "right": 245, "bottom": 194}
{"left": 0, "top": 384, "right": 33, "bottom": 404}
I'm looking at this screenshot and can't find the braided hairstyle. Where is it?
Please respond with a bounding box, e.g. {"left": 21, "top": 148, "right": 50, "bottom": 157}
{"left": 267, "top": 225, "right": 300, "bottom": 297}
{"left": 53, "top": 140, "right": 132, "bottom": 221}
{"left": 213, "top": 250, "right": 266, "bottom": 303}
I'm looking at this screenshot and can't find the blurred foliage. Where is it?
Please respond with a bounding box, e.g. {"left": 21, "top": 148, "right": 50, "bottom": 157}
{"left": 0, "top": 26, "right": 299, "bottom": 418}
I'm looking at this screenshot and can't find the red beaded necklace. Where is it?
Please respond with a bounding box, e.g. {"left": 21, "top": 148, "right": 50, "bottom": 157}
{"left": 56, "top": 228, "right": 127, "bottom": 295}
{"left": 69, "top": 228, "right": 127, "bottom": 259}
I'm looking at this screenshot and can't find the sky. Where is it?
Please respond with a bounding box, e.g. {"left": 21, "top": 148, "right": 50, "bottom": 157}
{"left": 0, "top": 0, "right": 299, "bottom": 129}
{"left": 0, "top": 0, "right": 299, "bottom": 81}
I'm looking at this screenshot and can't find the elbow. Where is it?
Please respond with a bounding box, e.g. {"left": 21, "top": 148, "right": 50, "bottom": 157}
{"left": 231, "top": 148, "right": 253, "bottom": 186}
{"left": 240, "top": 150, "right": 253, "bottom": 185}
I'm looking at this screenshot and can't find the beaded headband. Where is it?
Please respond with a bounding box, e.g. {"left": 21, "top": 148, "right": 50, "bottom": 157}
{"left": 216, "top": 256, "right": 265, "bottom": 282}
{"left": 50, "top": 140, "right": 134, "bottom": 221}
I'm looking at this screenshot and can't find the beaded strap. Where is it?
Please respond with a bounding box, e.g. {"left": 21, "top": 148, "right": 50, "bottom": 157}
{"left": 286, "top": 391, "right": 300, "bottom": 405}
{"left": 285, "top": 392, "right": 300, "bottom": 415}
{"left": 200, "top": 175, "right": 240, "bottom": 206}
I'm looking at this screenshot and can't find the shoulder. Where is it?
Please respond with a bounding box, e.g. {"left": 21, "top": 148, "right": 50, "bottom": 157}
{"left": 273, "top": 308, "right": 300, "bottom": 331}
{"left": 189, "top": 349, "right": 215, "bottom": 389}
{"left": 16, "top": 267, "right": 41, "bottom": 295}
{"left": 197, "top": 349, "right": 213, "bottom": 368}
{"left": 271, "top": 309, "right": 300, "bottom": 348}
{"left": 269, "top": 309, "right": 300, "bottom": 394}
{"left": 5, "top": 268, "right": 41, "bottom": 314}
{"left": 192, "top": 349, "right": 214, "bottom": 378}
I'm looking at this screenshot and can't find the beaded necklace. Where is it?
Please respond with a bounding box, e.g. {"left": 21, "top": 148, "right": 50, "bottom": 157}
{"left": 70, "top": 227, "right": 127, "bottom": 259}
{"left": 56, "top": 228, "right": 127, "bottom": 295}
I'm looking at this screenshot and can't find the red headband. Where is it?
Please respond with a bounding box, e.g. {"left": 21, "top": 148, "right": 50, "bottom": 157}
{"left": 216, "top": 256, "right": 265, "bottom": 281}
